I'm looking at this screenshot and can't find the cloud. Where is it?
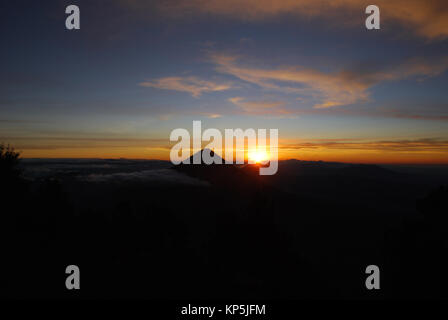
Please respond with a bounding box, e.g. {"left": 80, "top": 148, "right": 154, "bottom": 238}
{"left": 296, "top": 104, "right": 448, "bottom": 121}
{"left": 0, "top": 119, "right": 44, "bottom": 124}
{"left": 280, "top": 138, "right": 448, "bottom": 153}
{"left": 196, "top": 112, "right": 222, "bottom": 118}
{"left": 211, "top": 54, "right": 448, "bottom": 108}
{"left": 82, "top": 168, "right": 210, "bottom": 186}
{"left": 156, "top": 0, "right": 448, "bottom": 40}
{"left": 228, "top": 97, "right": 290, "bottom": 115}
{"left": 0, "top": 136, "right": 170, "bottom": 151}
{"left": 139, "top": 76, "right": 233, "bottom": 97}
{"left": 369, "top": 107, "right": 448, "bottom": 122}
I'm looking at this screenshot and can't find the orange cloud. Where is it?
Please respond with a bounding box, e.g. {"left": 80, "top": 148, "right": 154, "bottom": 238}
{"left": 211, "top": 54, "right": 448, "bottom": 108}
{"left": 196, "top": 112, "right": 222, "bottom": 118}
{"left": 280, "top": 138, "right": 448, "bottom": 153}
{"left": 279, "top": 137, "right": 448, "bottom": 163}
{"left": 140, "top": 76, "right": 233, "bottom": 97}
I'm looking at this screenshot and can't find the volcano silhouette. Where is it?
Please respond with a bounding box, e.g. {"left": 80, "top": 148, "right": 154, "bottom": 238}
{"left": 182, "top": 148, "right": 224, "bottom": 165}
{"left": 173, "top": 148, "right": 267, "bottom": 189}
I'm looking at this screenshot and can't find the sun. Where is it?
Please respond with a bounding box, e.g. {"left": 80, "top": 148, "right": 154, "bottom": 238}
{"left": 248, "top": 150, "right": 269, "bottom": 164}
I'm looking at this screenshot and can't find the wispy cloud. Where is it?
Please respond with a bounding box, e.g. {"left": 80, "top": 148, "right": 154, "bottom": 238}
{"left": 211, "top": 54, "right": 448, "bottom": 108}
{"left": 196, "top": 112, "right": 222, "bottom": 118}
{"left": 281, "top": 138, "right": 448, "bottom": 153}
{"left": 297, "top": 105, "right": 448, "bottom": 121}
{"left": 156, "top": 0, "right": 448, "bottom": 40}
{"left": 139, "top": 76, "right": 233, "bottom": 97}
{"left": 0, "top": 119, "right": 45, "bottom": 124}
{"left": 228, "top": 97, "right": 290, "bottom": 115}
{"left": 0, "top": 136, "right": 170, "bottom": 150}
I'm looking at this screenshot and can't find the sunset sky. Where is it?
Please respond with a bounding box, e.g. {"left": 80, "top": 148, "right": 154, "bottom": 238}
{"left": 1, "top": 0, "right": 448, "bottom": 163}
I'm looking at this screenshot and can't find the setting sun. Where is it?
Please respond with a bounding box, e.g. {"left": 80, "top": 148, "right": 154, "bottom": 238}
{"left": 248, "top": 150, "right": 269, "bottom": 163}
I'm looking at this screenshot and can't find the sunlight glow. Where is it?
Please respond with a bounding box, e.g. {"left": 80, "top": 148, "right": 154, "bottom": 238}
{"left": 248, "top": 149, "right": 269, "bottom": 163}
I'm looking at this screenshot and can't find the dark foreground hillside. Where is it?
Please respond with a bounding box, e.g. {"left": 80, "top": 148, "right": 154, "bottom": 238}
{"left": 1, "top": 158, "right": 448, "bottom": 299}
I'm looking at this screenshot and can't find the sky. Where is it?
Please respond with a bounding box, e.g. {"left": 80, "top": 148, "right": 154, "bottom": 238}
{"left": 1, "top": 0, "right": 448, "bottom": 163}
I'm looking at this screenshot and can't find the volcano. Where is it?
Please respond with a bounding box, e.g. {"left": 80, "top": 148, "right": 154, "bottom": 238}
{"left": 181, "top": 149, "right": 225, "bottom": 165}
{"left": 173, "top": 149, "right": 268, "bottom": 189}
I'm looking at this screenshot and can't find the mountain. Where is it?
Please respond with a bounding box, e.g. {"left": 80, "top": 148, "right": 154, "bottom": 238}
{"left": 173, "top": 149, "right": 268, "bottom": 190}
{"left": 179, "top": 148, "right": 224, "bottom": 165}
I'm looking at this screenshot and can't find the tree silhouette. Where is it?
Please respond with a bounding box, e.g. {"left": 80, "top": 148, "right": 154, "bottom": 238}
{"left": 0, "top": 143, "right": 25, "bottom": 226}
{"left": 0, "top": 143, "right": 21, "bottom": 179}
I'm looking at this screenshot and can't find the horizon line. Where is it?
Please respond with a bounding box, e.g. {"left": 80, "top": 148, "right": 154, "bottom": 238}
{"left": 19, "top": 157, "right": 448, "bottom": 166}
